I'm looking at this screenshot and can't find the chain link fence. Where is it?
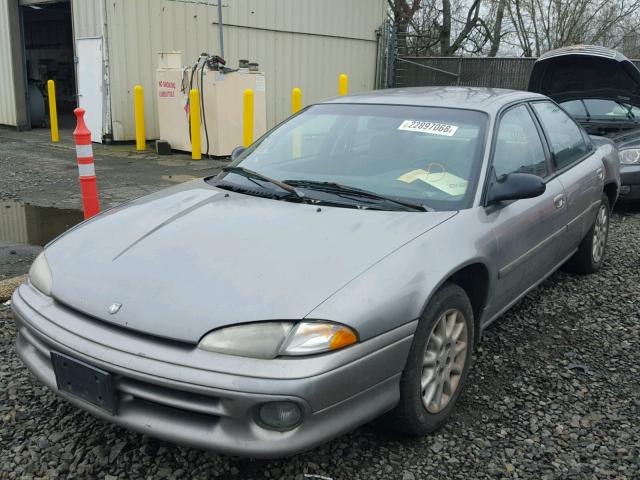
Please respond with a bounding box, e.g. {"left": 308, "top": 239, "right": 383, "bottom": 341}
{"left": 380, "top": 32, "right": 640, "bottom": 91}
{"left": 395, "top": 56, "right": 537, "bottom": 90}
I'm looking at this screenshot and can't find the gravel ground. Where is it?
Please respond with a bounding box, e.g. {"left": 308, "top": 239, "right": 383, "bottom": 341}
{"left": 1, "top": 210, "right": 639, "bottom": 480}
{"left": 0, "top": 245, "right": 40, "bottom": 282}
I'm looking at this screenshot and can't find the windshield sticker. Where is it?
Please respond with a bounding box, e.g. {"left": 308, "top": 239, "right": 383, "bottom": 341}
{"left": 397, "top": 168, "right": 468, "bottom": 196}
{"left": 397, "top": 169, "right": 428, "bottom": 183}
{"left": 398, "top": 120, "right": 459, "bottom": 136}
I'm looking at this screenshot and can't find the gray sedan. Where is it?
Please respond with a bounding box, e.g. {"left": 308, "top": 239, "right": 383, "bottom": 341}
{"left": 13, "top": 87, "right": 620, "bottom": 458}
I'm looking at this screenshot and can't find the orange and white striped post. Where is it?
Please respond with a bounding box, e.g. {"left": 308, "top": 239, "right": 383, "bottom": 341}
{"left": 73, "top": 108, "right": 100, "bottom": 219}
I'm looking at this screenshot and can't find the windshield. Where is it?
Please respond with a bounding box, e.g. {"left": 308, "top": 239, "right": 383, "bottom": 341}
{"left": 217, "top": 104, "right": 488, "bottom": 211}
{"left": 560, "top": 99, "right": 640, "bottom": 120}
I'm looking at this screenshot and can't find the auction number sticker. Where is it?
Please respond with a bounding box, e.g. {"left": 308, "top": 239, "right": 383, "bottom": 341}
{"left": 398, "top": 120, "right": 458, "bottom": 136}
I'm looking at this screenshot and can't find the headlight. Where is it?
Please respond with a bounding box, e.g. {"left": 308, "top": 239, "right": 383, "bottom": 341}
{"left": 198, "top": 321, "right": 358, "bottom": 359}
{"left": 28, "top": 252, "right": 52, "bottom": 296}
{"left": 280, "top": 322, "right": 358, "bottom": 355}
{"left": 620, "top": 148, "right": 640, "bottom": 164}
{"left": 199, "top": 322, "right": 293, "bottom": 359}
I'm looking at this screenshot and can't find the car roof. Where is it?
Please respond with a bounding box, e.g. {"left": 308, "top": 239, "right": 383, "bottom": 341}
{"left": 322, "top": 86, "right": 547, "bottom": 114}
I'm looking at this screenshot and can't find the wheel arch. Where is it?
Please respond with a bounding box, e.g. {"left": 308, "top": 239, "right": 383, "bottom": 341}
{"left": 603, "top": 182, "right": 618, "bottom": 209}
{"left": 419, "top": 261, "right": 491, "bottom": 345}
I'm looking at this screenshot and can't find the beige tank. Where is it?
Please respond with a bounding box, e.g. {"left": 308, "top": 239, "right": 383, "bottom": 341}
{"left": 156, "top": 52, "right": 267, "bottom": 157}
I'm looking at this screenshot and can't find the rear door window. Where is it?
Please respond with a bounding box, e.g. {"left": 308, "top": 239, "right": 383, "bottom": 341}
{"left": 492, "top": 105, "right": 548, "bottom": 178}
{"left": 532, "top": 101, "right": 589, "bottom": 169}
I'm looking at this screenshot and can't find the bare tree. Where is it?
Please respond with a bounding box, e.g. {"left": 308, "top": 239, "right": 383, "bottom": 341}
{"left": 488, "top": 0, "right": 507, "bottom": 56}
{"left": 388, "top": 0, "right": 423, "bottom": 55}
{"left": 389, "top": 0, "right": 640, "bottom": 58}
{"left": 441, "top": 0, "right": 484, "bottom": 54}
{"left": 507, "top": 0, "right": 640, "bottom": 56}
{"left": 392, "top": 0, "right": 494, "bottom": 56}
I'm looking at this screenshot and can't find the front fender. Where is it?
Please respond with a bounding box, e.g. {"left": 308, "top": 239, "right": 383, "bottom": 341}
{"left": 306, "top": 208, "right": 498, "bottom": 342}
{"left": 591, "top": 135, "right": 622, "bottom": 192}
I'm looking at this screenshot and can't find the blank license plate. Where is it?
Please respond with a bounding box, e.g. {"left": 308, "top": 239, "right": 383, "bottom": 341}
{"left": 51, "top": 352, "right": 117, "bottom": 414}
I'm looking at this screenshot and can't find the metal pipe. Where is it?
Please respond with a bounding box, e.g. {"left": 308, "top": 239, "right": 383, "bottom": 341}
{"left": 395, "top": 57, "right": 460, "bottom": 78}
{"left": 217, "top": 1, "right": 224, "bottom": 59}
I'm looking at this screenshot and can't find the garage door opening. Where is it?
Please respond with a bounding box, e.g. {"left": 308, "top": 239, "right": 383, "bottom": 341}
{"left": 21, "top": 1, "right": 77, "bottom": 129}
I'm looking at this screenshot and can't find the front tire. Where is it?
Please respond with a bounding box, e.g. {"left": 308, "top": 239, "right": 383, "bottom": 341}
{"left": 385, "top": 283, "right": 474, "bottom": 435}
{"left": 564, "top": 193, "right": 610, "bottom": 275}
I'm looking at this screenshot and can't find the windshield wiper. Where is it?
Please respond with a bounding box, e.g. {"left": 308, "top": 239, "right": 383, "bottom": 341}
{"left": 619, "top": 102, "right": 637, "bottom": 121}
{"left": 284, "top": 179, "right": 431, "bottom": 212}
{"left": 222, "top": 166, "right": 302, "bottom": 196}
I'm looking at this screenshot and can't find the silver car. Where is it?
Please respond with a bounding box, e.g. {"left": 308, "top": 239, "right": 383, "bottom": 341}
{"left": 13, "top": 87, "right": 620, "bottom": 458}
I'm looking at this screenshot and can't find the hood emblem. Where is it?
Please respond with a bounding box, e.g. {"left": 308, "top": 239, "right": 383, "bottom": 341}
{"left": 108, "top": 303, "right": 122, "bottom": 314}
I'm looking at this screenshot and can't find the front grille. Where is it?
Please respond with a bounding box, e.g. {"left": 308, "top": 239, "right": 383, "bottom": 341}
{"left": 117, "top": 376, "right": 226, "bottom": 417}
{"left": 52, "top": 298, "right": 196, "bottom": 350}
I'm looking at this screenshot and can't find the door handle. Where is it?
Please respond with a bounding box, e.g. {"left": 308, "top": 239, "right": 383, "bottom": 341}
{"left": 554, "top": 194, "right": 565, "bottom": 209}
{"left": 596, "top": 167, "right": 604, "bottom": 180}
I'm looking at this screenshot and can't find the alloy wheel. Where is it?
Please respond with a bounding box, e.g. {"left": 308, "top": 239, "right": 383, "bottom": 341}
{"left": 591, "top": 204, "right": 608, "bottom": 263}
{"left": 421, "top": 309, "right": 468, "bottom": 414}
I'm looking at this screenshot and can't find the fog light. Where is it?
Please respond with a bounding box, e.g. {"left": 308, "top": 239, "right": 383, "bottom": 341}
{"left": 258, "top": 402, "right": 302, "bottom": 430}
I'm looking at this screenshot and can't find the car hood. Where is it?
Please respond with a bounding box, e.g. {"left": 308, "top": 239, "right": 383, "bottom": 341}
{"left": 44, "top": 180, "right": 456, "bottom": 343}
{"left": 604, "top": 126, "right": 640, "bottom": 147}
{"left": 528, "top": 45, "right": 640, "bottom": 106}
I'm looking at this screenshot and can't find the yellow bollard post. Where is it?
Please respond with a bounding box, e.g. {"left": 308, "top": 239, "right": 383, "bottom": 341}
{"left": 291, "top": 87, "right": 302, "bottom": 114}
{"left": 47, "top": 80, "right": 59, "bottom": 143}
{"left": 243, "top": 89, "right": 254, "bottom": 148}
{"left": 292, "top": 87, "right": 302, "bottom": 158}
{"left": 338, "top": 73, "right": 348, "bottom": 96}
{"left": 134, "top": 85, "right": 145, "bottom": 151}
{"left": 189, "top": 89, "right": 201, "bottom": 160}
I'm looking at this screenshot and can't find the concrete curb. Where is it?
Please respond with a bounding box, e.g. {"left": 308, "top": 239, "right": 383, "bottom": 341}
{"left": 0, "top": 274, "right": 27, "bottom": 303}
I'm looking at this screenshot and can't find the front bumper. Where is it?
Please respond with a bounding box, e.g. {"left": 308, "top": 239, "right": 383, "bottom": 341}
{"left": 12, "top": 284, "right": 414, "bottom": 458}
{"left": 619, "top": 164, "right": 640, "bottom": 202}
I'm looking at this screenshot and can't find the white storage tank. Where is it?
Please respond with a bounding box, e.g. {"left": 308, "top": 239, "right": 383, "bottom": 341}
{"left": 156, "top": 51, "right": 267, "bottom": 157}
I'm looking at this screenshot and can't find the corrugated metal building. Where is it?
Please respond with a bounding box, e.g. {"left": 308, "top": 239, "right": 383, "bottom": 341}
{"left": 0, "top": 0, "right": 387, "bottom": 143}
{"left": 0, "top": 1, "right": 26, "bottom": 127}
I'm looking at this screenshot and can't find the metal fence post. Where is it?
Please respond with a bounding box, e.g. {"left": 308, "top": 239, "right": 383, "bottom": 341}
{"left": 386, "top": 22, "right": 397, "bottom": 88}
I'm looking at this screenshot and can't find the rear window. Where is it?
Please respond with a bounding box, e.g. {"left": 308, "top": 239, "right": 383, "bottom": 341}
{"left": 560, "top": 100, "right": 587, "bottom": 117}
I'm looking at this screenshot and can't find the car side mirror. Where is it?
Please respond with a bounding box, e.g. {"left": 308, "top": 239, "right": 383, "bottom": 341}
{"left": 230, "top": 146, "right": 246, "bottom": 160}
{"left": 487, "top": 173, "right": 546, "bottom": 204}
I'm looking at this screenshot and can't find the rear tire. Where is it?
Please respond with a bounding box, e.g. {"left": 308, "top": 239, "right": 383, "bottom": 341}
{"left": 564, "top": 193, "right": 610, "bottom": 275}
{"left": 384, "top": 283, "right": 474, "bottom": 435}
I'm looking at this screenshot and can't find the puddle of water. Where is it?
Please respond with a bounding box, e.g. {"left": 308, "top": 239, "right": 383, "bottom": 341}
{"left": 0, "top": 201, "right": 84, "bottom": 247}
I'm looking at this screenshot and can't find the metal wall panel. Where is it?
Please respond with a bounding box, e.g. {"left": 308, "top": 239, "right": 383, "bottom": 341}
{"left": 0, "top": 0, "right": 18, "bottom": 126}
{"left": 96, "top": 0, "right": 386, "bottom": 141}
{"left": 71, "top": 0, "right": 103, "bottom": 38}
{"left": 0, "top": 202, "right": 28, "bottom": 245}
